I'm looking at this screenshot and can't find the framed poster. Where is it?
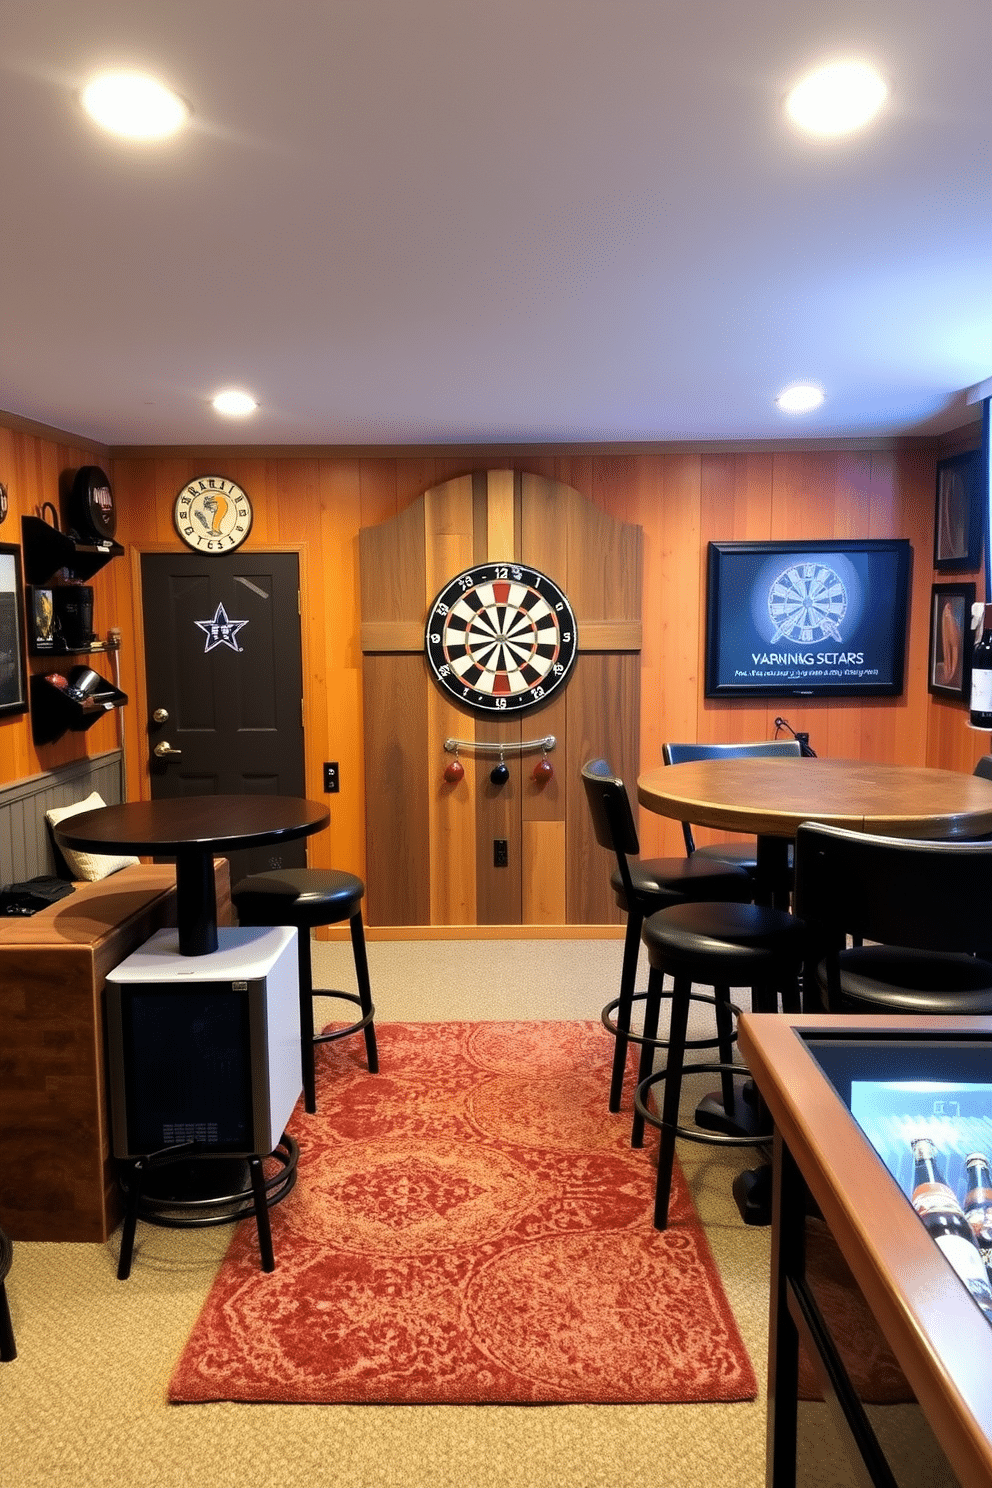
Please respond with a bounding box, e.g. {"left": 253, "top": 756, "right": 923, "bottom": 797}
{"left": 934, "top": 449, "right": 983, "bottom": 572}
{"left": 928, "top": 582, "right": 974, "bottom": 701}
{"left": 705, "top": 539, "right": 911, "bottom": 699}
{"left": 0, "top": 542, "right": 28, "bottom": 717}
{"left": 29, "top": 586, "right": 56, "bottom": 653}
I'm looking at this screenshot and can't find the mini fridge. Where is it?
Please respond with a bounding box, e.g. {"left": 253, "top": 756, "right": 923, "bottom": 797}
{"left": 105, "top": 925, "right": 302, "bottom": 1160}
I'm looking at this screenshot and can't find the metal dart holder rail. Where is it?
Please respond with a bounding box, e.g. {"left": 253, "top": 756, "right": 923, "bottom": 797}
{"left": 443, "top": 735, "right": 557, "bottom": 756}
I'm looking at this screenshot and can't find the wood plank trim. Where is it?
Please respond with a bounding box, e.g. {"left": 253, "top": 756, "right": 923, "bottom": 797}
{"left": 578, "top": 620, "right": 642, "bottom": 651}
{"left": 362, "top": 617, "right": 643, "bottom": 654}
{"left": 361, "top": 620, "right": 425, "bottom": 653}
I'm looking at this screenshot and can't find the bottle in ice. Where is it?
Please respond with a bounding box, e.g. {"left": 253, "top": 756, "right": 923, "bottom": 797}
{"left": 963, "top": 1152, "right": 992, "bottom": 1277}
{"left": 910, "top": 1137, "right": 992, "bottom": 1322}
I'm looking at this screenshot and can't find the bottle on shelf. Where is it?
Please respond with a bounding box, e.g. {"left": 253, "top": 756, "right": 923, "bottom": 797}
{"left": 910, "top": 1137, "right": 992, "bottom": 1322}
{"left": 963, "top": 1152, "right": 992, "bottom": 1279}
{"left": 969, "top": 604, "right": 992, "bottom": 729}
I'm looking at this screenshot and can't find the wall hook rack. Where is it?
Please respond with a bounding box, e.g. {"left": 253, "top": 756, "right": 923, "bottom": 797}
{"left": 443, "top": 735, "right": 556, "bottom": 756}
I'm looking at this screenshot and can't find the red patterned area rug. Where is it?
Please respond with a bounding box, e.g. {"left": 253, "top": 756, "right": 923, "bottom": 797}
{"left": 169, "top": 1021, "right": 756, "bottom": 1405}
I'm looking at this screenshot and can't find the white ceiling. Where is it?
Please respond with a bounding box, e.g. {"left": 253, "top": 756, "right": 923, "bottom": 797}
{"left": 2, "top": 0, "right": 990, "bottom": 448}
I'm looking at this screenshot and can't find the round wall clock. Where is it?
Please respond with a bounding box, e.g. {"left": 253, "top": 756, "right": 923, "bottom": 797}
{"left": 174, "top": 476, "right": 253, "bottom": 554}
{"left": 425, "top": 562, "right": 578, "bottom": 714}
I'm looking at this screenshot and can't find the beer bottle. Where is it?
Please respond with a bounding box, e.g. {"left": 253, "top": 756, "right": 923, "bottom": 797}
{"left": 963, "top": 1152, "right": 992, "bottom": 1278}
{"left": 910, "top": 1137, "right": 992, "bottom": 1322}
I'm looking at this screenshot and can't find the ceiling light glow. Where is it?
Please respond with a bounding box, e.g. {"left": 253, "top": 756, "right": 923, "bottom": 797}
{"left": 212, "top": 390, "right": 258, "bottom": 417}
{"left": 776, "top": 383, "right": 825, "bottom": 414}
{"left": 81, "top": 72, "right": 188, "bottom": 140}
{"left": 785, "top": 61, "right": 887, "bottom": 137}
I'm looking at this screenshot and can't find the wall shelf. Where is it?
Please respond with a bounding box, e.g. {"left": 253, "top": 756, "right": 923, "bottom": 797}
{"left": 29, "top": 639, "right": 116, "bottom": 659}
{"left": 30, "top": 667, "right": 128, "bottom": 746}
{"left": 22, "top": 514, "right": 124, "bottom": 586}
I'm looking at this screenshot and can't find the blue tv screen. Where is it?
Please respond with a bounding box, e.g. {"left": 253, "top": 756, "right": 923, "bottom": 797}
{"left": 705, "top": 538, "right": 911, "bottom": 698}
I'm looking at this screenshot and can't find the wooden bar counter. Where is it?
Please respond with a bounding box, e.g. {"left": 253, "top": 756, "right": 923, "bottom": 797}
{"left": 0, "top": 861, "right": 231, "bottom": 1242}
{"left": 738, "top": 1012, "right": 992, "bottom": 1488}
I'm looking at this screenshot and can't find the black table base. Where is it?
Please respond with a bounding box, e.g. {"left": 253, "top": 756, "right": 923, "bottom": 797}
{"left": 116, "top": 1134, "right": 299, "bottom": 1280}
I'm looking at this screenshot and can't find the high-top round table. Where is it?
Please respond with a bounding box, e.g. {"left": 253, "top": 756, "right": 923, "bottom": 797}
{"left": 637, "top": 756, "right": 992, "bottom": 1222}
{"left": 638, "top": 757, "right": 992, "bottom": 907}
{"left": 54, "top": 795, "right": 330, "bottom": 955}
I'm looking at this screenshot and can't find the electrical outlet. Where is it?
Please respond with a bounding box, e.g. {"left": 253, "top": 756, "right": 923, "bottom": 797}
{"left": 494, "top": 838, "right": 508, "bottom": 868}
{"left": 323, "top": 761, "right": 340, "bottom": 793}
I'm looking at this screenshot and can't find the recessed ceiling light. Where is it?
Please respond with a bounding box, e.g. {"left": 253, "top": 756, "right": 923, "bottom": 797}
{"left": 785, "top": 61, "right": 887, "bottom": 137}
{"left": 81, "top": 71, "right": 189, "bottom": 140}
{"left": 776, "top": 384, "right": 825, "bottom": 414}
{"left": 212, "top": 390, "right": 258, "bottom": 417}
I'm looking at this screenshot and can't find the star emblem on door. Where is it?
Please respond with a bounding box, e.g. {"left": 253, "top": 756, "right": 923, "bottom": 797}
{"left": 194, "top": 602, "right": 249, "bottom": 653}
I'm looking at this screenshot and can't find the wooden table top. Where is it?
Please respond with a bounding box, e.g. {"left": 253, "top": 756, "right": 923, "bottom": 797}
{"left": 738, "top": 1011, "right": 992, "bottom": 1488}
{"left": 637, "top": 757, "right": 992, "bottom": 840}
{"left": 54, "top": 794, "right": 330, "bottom": 856}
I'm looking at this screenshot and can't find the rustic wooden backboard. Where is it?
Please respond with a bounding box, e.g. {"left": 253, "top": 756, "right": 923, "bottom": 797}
{"left": 360, "top": 470, "right": 642, "bottom": 926}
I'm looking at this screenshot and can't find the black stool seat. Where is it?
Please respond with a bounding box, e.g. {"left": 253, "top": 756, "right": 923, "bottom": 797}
{"left": 632, "top": 899, "right": 805, "bottom": 1230}
{"left": 233, "top": 867, "right": 364, "bottom": 923}
{"left": 0, "top": 1226, "right": 14, "bottom": 1361}
{"left": 233, "top": 867, "right": 378, "bottom": 1115}
{"left": 610, "top": 855, "right": 752, "bottom": 908}
{"left": 819, "top": 945, "right": 992, "bottom": 1015}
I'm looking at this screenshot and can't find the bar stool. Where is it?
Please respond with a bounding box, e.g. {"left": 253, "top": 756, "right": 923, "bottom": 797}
{"left": 580, "top": 760, "right": 754, "bottom": 1113}
{"left": 631, "top": 899, "right": 806, "bottom": 1229}
{"left": 232, "top": 868, "right": 379, "bottom": 1114}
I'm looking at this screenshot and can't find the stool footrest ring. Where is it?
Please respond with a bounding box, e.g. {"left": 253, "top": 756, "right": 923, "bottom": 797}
{"left": 633, "top": 1064, "right": 768, "bottom": 1148}
{"left": 313, "top": 990, "right": 376, "bottom": 1045}
{"left": 601, "top": 990, "right": 742, "bottom": 1053}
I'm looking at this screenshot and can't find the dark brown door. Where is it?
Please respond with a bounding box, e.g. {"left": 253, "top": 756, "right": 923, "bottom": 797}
{"left": 140, "top": 552, "right": 306, "bottom": 880}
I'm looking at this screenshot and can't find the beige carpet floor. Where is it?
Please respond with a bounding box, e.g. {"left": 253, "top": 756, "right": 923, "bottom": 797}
{"left": 2, "top": 937, "right": 782, "bottom": 1488}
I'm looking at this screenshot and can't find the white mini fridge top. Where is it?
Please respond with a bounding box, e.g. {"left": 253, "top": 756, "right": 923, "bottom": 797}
{"left": 105, "top": 925, "right": 302, "bottom": 1159}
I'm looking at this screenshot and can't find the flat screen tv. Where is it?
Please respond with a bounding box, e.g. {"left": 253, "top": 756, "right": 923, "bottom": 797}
{"left": 705, "top": 538, "right": 911, "bottom": 699}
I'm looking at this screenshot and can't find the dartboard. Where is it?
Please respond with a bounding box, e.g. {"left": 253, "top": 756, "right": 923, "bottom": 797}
{"left": 425, "top": 563, "right": 578, "bottom": 714}
{"left": 767, "top": 561, "right": 848, "bottom": 645}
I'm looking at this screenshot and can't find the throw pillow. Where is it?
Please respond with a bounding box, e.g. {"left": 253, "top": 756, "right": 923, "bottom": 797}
{"left": 45, "top": 792, "right": 141, "bottom": 881}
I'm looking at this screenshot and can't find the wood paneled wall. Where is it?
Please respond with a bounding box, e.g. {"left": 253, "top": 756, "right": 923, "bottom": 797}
{"left": 2, "top": 413, "right": 988, "bottom": 923}
{"left": 0, "top": 422, "right": 122, "bottom": 788}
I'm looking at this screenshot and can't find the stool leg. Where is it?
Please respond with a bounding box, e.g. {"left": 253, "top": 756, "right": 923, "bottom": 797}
{"left": 297, "top": 929, "right": 318, "bottom": 1115}
{"left": 117, "top": 1159, "right": 143, "bottom": 1281}
{"left": 631, "top": 960, "right": 662, "bottom": 1149}
{"left": 248, "top": 1155, "right": 276, "bottom": 1273}
{"left": 348, "top": 909, "right": 379, "bottom": 1074}
{"left": 0, "top": 1283, "right": 14, "bottom": 1361}
{"left": 714, "top": 984, "right": 736, "bottom": 1117}
{"left": 779, "top": 966, "right": 802, "bottom": 1014}
{"left": 654, "top": 973, "right": 691, "bottom": 1231}
{"left": 610, "top": 908, "right": 642, "bottom": 1112}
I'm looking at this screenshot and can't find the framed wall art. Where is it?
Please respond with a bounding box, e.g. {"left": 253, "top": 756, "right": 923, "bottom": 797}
{"left": 928, "top": 581, "right": 974, "bottom": 701}
{"left": 705, "top": 539, "right": 911, "bottom": 699}
{"left": 0, "top": 542, "right": 28, "bottom": 717}
{"left": 934, "top": 449, "right": 983, "bottom": 572}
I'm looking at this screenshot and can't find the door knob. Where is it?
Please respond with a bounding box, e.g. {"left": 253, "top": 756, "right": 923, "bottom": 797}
{"left": 153, "top": 740, "right": 182, "bottom": 758}
{"left": 152, "top": 707, "right": 169, "bottom": 723}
